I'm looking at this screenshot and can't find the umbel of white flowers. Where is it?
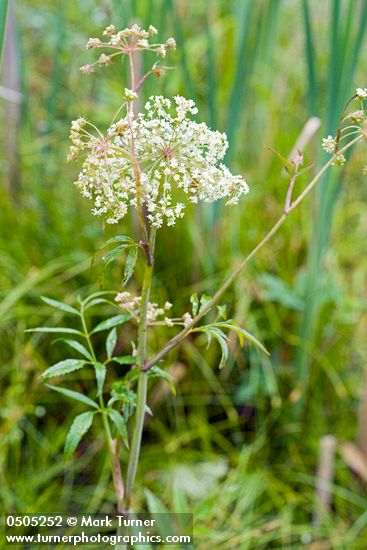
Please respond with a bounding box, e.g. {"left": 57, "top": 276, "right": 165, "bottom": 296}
{"left": 68, "top": 95, "right": 249, "bottom": 228}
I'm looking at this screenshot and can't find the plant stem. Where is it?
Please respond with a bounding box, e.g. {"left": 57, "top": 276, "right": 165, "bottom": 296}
{"left": 122, "top": 51, "right": 157, "bottom": 512}
{"left": 125, "top": 227, "right": 157, "bottom": 510}
{"left": 144, "top": 134, "right": 363, "bottom": 371}
{"left": 80, "top": 305, "right": 124, "bottom": 513}
{"left": 127, "top": 51, "right": 152, "bottom": 263}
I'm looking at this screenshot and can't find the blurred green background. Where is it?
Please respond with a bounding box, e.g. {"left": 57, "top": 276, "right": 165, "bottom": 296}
{"left": 1, "top": 0, "right": 367, "bottom": 548}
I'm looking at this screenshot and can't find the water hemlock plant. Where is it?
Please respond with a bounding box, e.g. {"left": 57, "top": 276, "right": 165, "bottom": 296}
{"left": 28, "top": 24, "right": 367, "bottom": 514}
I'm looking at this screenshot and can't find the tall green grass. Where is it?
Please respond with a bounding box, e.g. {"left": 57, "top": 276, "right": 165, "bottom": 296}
{"left": 0, "top": 0, "right": 8, "bottom": 63}
{"left": 297, "top": 0, "right": 367, "bottom": 413}
{"left": 165, "top": 0, "right": 196, "bottom": 101}
{"left": 1, "top": 1, "right": 367, "bottom": 545}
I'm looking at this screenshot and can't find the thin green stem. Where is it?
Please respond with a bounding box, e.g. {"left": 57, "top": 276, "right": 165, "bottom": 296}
{"left": 80, "top": 305, "right": 124, "bottom": 512}
{"left": 127, "top": 51, "right": 152, "bottom": 262}
{"left": 144, "top": 134, "right": 363, "bottom": 371}
{"left": 125, "top": 227, "right": 157, "bottom": 510}
{"left": 81, "top": 308, "right": 112, "bottom": 442}
{"left": 122, "top": 52, "right": 158, "bottom": 512}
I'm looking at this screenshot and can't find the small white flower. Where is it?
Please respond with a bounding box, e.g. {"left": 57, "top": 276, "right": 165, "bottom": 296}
{"left": 103, "top": 25, "right": 116, "bottom": 37}
{"left": 137, "top": 39, "right": 149, "bottom": 48}
{"left": 80, "top": 64, "right": 94, "bottom": 74}
{"left": 99, "top": 53, "right": 112, "bottom": 66}
{"left": 87, "top": 38, "right": 101, "bottom": 49}
{"left": 182, "top": 312, "right": 192, "bottom": 327}
{"left": 71, "top": 117, "right": 87, "bottom": 131}
{"left": 349, "top": 110, "right": 365, "bottom": 122}
{"left": 124, "top": 88, "right": 138, "bottom": 102}
{"left": 356, "top": 87, "right": 367, "bottom": 100}
{"left": 156, "top": 45, "right": 166, "bottom": 58}
{"left": 166, "top": 37, "right": 176, "bottom": 50}
{"left": 322, "top": 135, "right": 337, "bottom": 154}
{"left": 332, "top": 153, "right": 346, "bottom": 166}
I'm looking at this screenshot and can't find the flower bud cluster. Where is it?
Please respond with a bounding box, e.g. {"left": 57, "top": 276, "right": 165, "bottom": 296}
{"left": 80, "top": 24, "right": 176, "bottom": 74}
{"left": 68, "top": 117, "right": 90, "bottom": 162}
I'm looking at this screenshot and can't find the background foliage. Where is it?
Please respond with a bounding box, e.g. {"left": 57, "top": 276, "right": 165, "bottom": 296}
{"left": 1, "top": 0, "right": 367, "bottom": 547}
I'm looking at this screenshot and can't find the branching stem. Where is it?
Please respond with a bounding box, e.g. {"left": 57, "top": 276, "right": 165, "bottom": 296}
{"left": 80, "top": 304, "right": 124, "bottom": 513}
{"left": 144, "top": 134, "right": 363, "bottom": 371}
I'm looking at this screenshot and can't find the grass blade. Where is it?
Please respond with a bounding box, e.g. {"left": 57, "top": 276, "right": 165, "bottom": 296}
{"left": 165, "top": 0, "right": 195, "bottom": 100}
{"left": 0, "top": 0, "right": 9, "bottom": 64}
{"left": 302, "top": 0, "right": 319, "bottom": 115}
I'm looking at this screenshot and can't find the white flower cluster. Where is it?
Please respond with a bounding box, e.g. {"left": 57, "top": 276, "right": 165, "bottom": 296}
{"left": 80, "top": 24, "right": 176, "bottom": 74}
{"left": 69, "top": 96, "right": 249, "bottom": 227}
{"left": 322, "top": 135, "right": 345, "bottom": 165}
{"left": 115, "top": 292, "right": 173, "bottom": 324}
{"left": 114, "top": 292, "right": 194, "bottom": 327}
{"left": 322, "top": 135, "right": 337, "bottom": 154}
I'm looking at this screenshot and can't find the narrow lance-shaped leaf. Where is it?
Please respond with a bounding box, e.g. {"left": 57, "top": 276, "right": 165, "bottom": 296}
{"left": 107, "top": 408, "right": 129, "bottom": 448}
{"left": 268, "top": 146, "right": 294, "bottom": 175}
{"left": 90, "top": 314, "right": 131, "bottom": 334}
{"left": 122, "top": 247, "right": 138, "bottom": 287}
{"left": 46, "top": 384, "right": 99, "bottom": 409}
{"left": 94, "top": 362, "right": 106, "bottom": 396}
{"left": 204, "top": 329, "right": 212, "bottom": 350}
{"left": 26, "top": 327, "right": 84, "bottom": 336}
{"left": 106, "top": 327, "right": 117, "bottom": 359}
{"left": 208, "top": 327, "right": 228, "bottom": 369}
{"left": 64, "top": 412, "right": 94, "bottom": 461}
{"left": 148, "top": 366, "right": 176, "bottom": 396}
{"left": 145, "top": 404, "right": 153, "bottom": 416}
{"left": 216, "top": 304, "right": 227, "bottom": 320}
{"left": 113, "top": 355, "right": 136, "bottom": 365}
{"left": 199, "top": 294, "right": 212, "bottom": 313}
{"left": 41, "top": 296, "right": 80, "bottom": 316}
{"left": 295, "top": 163, "right": 314, "bottom": 177}
{"left": 83, "top": 297, "right": 115, "bottom": 310}
{"left": 215, "top": 322, "right": 270, "bottom": 356}
{"left": 192, "top": 326, "right": 228, "bottom": 369}
{"left": 104, "top": 235, "right": 136, "bottom": 246}
{"left": 82, "top": 290, "right": 116, "bottom": 308}
{"left": 59, "top": 339, "right": 93, "bottom": 361}
{"left": 190, "top": 293, "right": 199, "bottom": 316}
{"left": 42, "top": 359, "right": 88, "bottom": 379}
{"left": 103, "top": 245, "right": 130, "bottom": 268}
